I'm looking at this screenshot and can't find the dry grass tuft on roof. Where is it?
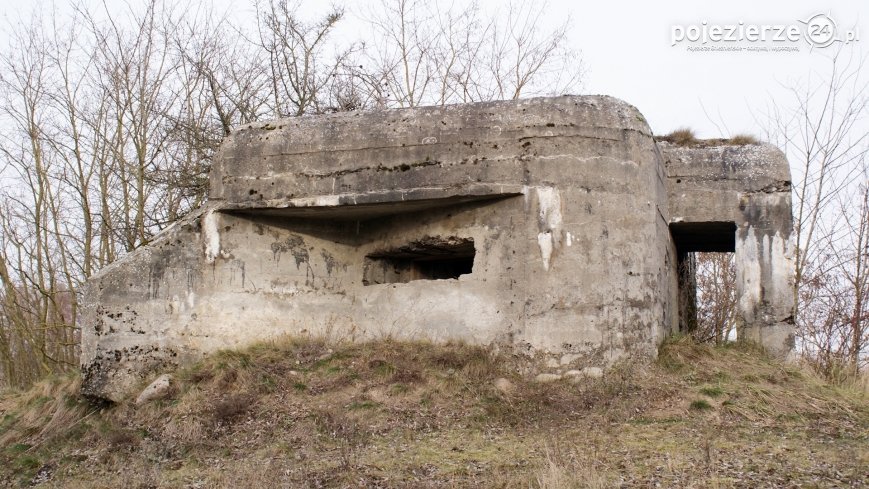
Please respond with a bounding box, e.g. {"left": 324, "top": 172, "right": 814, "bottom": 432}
{"left": 657, "top": 127, "right": 698, "bottom": 146}
{"left": 656, "top": 129, "right": 762, "bottom": 148}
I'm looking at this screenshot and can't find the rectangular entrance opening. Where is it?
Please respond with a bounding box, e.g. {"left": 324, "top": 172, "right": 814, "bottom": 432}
{"left": 670, "top": 222, "right": 736, "bottom": 338}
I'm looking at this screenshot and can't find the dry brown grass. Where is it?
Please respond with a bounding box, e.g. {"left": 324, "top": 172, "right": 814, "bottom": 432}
{"left": 656, "top": 129, "right": 762, "bottom": 147}
{"left": 858, "top": 371, "right": 869, "bottom": 395}
{"left": 534, "top": 444, "right": 609, "bottom": 488}
{"left": 1, "top": 335, "right": 867, "bottom": 487}
{"left": 0, "top": 373, "right": 93, "bottom": 449}
{"left": 727, "top": 133, "right": 760, "bottom": 145}
{"left": 658, "top": 127, "right": 698, "bottom": 146}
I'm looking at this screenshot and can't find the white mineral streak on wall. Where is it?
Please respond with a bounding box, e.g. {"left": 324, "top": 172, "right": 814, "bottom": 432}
{"left": 535, "top": 186, "right": 563, "bottom": 271}
{"left": 740, "top": 229, "right": 794, "bottom": 325}
{"left": 203, "top": 210, "right": 221, "bottom": 264}
{"left": 292, "top": 194, "right": 341, "bottom": 207}
{"left": 736, "top": 226, "right": 761, "bottom": 321}
{"left": 770, "top": 232, "right": 795, "bottom": 305}
{"left": 537, "top": 186, "right": 563, "bottom": 233}
{"left": 538, "top": 231, "right": 554, "bottom": 270}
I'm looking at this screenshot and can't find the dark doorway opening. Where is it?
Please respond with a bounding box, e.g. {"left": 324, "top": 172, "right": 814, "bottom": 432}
{"left": 670, "top": 222, "right": 736, "bottom": 333}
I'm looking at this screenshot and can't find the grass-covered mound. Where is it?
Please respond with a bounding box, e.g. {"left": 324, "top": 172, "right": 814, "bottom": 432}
{"left": 1, "top": 336, "right": 867, "bottom": 487}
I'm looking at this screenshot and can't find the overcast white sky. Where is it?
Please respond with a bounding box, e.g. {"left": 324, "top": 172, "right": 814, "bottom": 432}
{"left": 297, "top": 0, "right": 868, "bottom": 137}
{"left": 561, "top": 0, "right": 867, "bottom": 137}
{"left": 0, "top": 0, "right": 866, "bottom": 138}
{"left": 283, "top": 0, "right": 868, "bottom": 138}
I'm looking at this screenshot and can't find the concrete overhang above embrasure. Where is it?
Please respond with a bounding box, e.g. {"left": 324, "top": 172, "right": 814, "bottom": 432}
{"left": 209, "top": 95, "right": 654, "bottom": 210}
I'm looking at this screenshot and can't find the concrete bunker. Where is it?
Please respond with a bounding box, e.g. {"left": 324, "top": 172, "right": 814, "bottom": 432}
{"left": 79, "top": 95, "right": 796, "bottom": 402}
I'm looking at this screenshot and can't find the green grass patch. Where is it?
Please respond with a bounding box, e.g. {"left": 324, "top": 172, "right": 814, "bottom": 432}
{"left": 369, "top": 359, "right": 396, "bottom": 376}
{"left": 28, "top": 395, "right": 52, "bottom": 408}
{"left": 699, "top": 385, "right": 724, "bottom": 398}
{"left": 689, "top": 399, "right": 713, "bottom": 411}
{"left": 312, "top": 357, "right": 334, "bottom": 370}
{"left": 6, "top": 443, "right": 31, "bottom": 454}
{"left": 347, "top": 401, "right": 379, "bottom": 410}
{"left": 0, "top": 413, "right": 16, "bottom": 434}
{"left": 258, "top": 374, "right": 277, "bottom": 393}
{"left": 16, "top": 455, "right": 40, "bottom": 471}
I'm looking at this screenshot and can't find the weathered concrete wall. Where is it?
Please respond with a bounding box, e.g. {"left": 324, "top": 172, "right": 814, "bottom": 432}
{"left": 661, "top": 142, "right": 795, "bottom": 356}
{"left": 81, "top": 96, "right": 680, "bottom": 401}
{"left": 80, "top": 95, "right": 793, "bottom": 402}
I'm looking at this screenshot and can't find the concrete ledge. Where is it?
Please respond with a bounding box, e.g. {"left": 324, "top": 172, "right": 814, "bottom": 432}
{"left": 222, "top": 184, "right": 525, "bottom": 220}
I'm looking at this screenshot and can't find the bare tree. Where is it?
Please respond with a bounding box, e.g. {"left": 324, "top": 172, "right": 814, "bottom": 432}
{"left": 362, "top": 0, "right": 583, "bottom": 108}
{"left": 759, "top": 48, "right": 869, "bottom": 375}
{"left": 0, "top": 12, "right": 79, "bottom": 386}
{"left": 694, "top": 252, "right": 737, "bottom": 344}
{"left": 253, "top": 0, "right": 351, "bottom": 117}
{"left": 798, "top": 176, "right": 869, "bottom": 374}
{"left": 0, "top": 0, "right": 585, "bottom": 388}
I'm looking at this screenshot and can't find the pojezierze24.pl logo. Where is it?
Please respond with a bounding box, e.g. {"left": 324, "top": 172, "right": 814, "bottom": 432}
{"left": 671, "top": 13, "right": 859, "bottom": 52}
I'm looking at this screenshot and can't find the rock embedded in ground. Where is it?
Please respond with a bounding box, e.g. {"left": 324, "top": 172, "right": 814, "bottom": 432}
{"left": 135, "top": 374, "right": 174, "bottom": 405}
{"left": 582, "top": 367, "right": 603, "bottom": 378}
{"left": 534, "top": 373, "right": 562, "bottom": 383}
{"left": 493, "top": 377, "right": 514, "bottom": 394}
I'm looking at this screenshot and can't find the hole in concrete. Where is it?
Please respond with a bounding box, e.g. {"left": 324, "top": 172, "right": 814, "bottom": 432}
{"left": 363, "top": 236, "right": 474, "bottom": 285}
